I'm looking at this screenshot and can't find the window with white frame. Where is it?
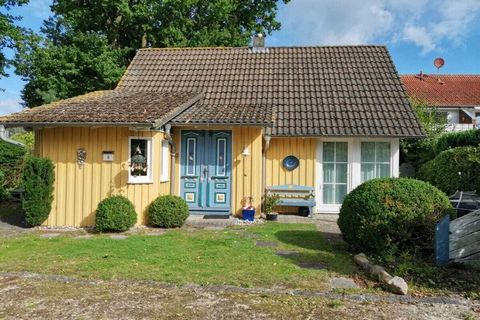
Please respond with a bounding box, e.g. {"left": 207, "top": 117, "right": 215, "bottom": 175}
{"left": 322, "top": 142, "right": 348, "bottom": 204}
{"left": 128, "top": 137, "right": 152, "bottom": 184}
{"left": 361, "top": 142, "right": 391, "bottom": 182}
{"left": 160, "top": 140, "right": 169, "bottom": 182}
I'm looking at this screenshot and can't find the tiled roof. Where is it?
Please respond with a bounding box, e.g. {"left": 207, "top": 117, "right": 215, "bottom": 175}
{"left": 401, "top": 74, "right": 480, "bottom": 107}
{"left": 0, "top": 90, "right": 202, "bottom": 127}
{"left": 118, "top": 46, "right": 423, "bottom": 137}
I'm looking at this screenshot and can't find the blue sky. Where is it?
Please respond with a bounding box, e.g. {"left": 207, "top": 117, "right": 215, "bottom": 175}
{"left": 1, "top": 0, "right": 480, "bottom": 115}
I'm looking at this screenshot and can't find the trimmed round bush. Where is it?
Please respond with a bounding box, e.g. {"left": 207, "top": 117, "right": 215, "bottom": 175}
{"left": 418, "top": 146, "right": 480, "bottom": 195}
{"left": 95, "top": 196, "right": 137, "bottom": 232}
{"left": 148, "top": 195, "right": 189, "bottom": 228}
{"left": 338, "top": 178, "right": 454, "bottom": 260}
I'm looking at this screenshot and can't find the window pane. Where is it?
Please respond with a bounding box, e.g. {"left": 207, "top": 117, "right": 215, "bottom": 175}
{"left": 377, "top": 163, "right": 391, "bottom": 178}
{"left": 361, "top": 164, "right": 375, "bottom": 182}
{"left": 336, "top": 142, "right": 348, "bottom": 162}
{"left": 323, "top": 184, "right": 334, "bottom": 204}
{"left": 377, "top": 143, "right": 391, "bottom": 162}
{"left": 336, "top": 184, "right": 347, "bottom": 204}
{"left": 186, "top": 138, "right": 196, "bottom": 176}
{"left": 130, "top": 139, "right": 148, "bottom": 177}
{"left": 323, "top": 163, "right": 335, "bottom": 183}
{"left": 336, "top": 163, "right": 348, "bottom": 183}
{"left": 323, "top": 142, "right": 335, "bottom": 162}
{"left": 361, "top": 142, "right": 375, "bottom": 162}
{"left": 216, "top": 138, "right": 226, "bottom": 176}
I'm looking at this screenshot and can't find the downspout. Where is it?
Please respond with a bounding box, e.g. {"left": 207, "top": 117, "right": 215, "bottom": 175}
{"left": 164, "top": 124, "right": 176, "bottom": 195}
{"left": 0, "top": 125, "right": 24, "bottom": 147}
{"left": 262, "top": 127, "right": 272, "bottom": 199}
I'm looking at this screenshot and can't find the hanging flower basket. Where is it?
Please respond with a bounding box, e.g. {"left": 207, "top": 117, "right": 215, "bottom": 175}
{"left": 130, "top": 152, "right": 148, "bottom": 176}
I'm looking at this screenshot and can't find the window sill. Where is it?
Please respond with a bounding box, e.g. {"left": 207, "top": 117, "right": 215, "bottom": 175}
{"left": 128, "top": 180, "right": 154, "bottom": 185}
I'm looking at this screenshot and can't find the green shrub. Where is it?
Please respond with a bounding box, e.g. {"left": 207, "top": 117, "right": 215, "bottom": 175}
{"left": 95, "top": 196, "right": 137, "bottom": 232}
{"left": 148, "top": 195, "right": 189, "bottom": 228}
{"left": 0, "top": 140, "right": 26, "bottom": 189}
{"left": 418, "top": 147, "right": 480, "bottom": 195}
{"left": 22, "top": 156, "right": 55, "bottom": 227}
{"left": 11, "top": 131, "right": 35, "bottom": 150}
{"left": 263, "top": 193, "right": 280, "bottom": 214}
{"left": 0, "top": 170, "right": 9, "bottom": 201}
{"left": 338, "top": 178, "right": 454, "bottom": 260}
{"left": 435, "top": 129, "right": 480, "bottom": 155}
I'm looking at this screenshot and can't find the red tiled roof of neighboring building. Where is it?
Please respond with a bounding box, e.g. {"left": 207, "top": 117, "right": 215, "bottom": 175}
{"left": 401, "top": 74, "right": 480, "bottom": 107}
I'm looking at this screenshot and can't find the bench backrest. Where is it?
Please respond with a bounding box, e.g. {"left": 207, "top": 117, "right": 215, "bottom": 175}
{"left": 266, "top": 184, "right": 315, "bottom": 199}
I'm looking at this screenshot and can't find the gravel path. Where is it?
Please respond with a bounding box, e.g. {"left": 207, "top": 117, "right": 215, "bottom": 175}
{"left": 0, "top": 272, "right": 478, "bottom": 320}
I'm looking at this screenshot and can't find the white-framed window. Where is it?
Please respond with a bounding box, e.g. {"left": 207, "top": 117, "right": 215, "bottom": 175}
{"left": 361, "top": 142, "right": 391, "bottom": 182}
{"left": 322, "top": 142, "right": 348, "bottom": 205}
{"left": 160, "top": 140, "right": 170, "bottom": 182}
{"left": 128, "top": 137, "right": 153, "bottom": 184}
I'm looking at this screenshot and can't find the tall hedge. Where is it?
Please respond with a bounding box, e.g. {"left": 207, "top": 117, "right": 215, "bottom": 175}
{"left": 338, "top": 178, "right": 454, "bottom": 260}
{"left": 435, "top": 129, "right": 480, "bottom": 155}
{"left": 0, "top": 170, "right": 8, "bottom": 201}
{"left": 22, "top": 156, "right": 55, "bottom": 227}
{"left": 418, "top": 147, "right": 480, "bottom": 195}
{"left": 0, "top": 140, "right": 26, "bottom": 189}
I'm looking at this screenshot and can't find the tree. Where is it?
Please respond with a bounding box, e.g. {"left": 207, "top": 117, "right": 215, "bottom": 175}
{"left": 16, "top": 0, "right": 289, "bottom": 107}
{"left": 0, "top": 0, "right": 28, "bottom": 79}
{"left": 400, "top": 97, "right": 447, "bottom": 171}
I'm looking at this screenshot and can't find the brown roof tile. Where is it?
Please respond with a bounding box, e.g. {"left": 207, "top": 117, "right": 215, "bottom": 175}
{"left": 118, "top": 46, "right": 423, "bottom": 137}
{"left": 0, "top": 90, "right": 202, "bottom": 127}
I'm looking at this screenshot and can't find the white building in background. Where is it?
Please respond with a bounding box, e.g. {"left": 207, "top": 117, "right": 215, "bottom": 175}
{"left": 401, "top": 74, "right": 480, "bottom": 132}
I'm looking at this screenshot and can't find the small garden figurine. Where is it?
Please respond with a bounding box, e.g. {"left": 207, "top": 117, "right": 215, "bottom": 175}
{"left": 263, "top": 192, "right": 280, "bottom": 221}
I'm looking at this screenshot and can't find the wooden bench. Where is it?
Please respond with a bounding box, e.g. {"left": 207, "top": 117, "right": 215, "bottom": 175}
{"left": 266, "top": 184, "right": 316, "bottom": 217}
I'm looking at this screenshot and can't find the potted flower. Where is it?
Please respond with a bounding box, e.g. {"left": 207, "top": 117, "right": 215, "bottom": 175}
{"left": 241, "top": 196, "right": 255, "bottom": 222}
{"left": 263, "top": 193, "right": 280, "bottom": 221}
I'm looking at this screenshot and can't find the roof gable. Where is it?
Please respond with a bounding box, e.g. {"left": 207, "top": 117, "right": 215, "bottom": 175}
{"left": 117, "top": 46, "right": 423, "bottom": 137}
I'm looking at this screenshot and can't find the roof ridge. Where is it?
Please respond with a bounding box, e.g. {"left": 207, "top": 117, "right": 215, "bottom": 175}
{"left": 137, "top": 44, "right": 387, "bottom": 51}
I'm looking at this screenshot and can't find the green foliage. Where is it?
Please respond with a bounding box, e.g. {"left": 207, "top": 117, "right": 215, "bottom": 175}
{"left": 95, "top": 195, "right": 137, "bottom": 232}
{"left": 418, "top": 147, "right": 480, "bottom": 195}
{"left": 263, "top": 193, "right": 280, "bottom": 214}
{"left": 16, "top": 0, "right": 288, "bottom": 107}
{"left": 148, "top": 195, "right": 189, "bottom": 228}
{"left": 0, "top": 170, "right": 9, "bottom": 201}
{"left": 0, "top": 140, "right": 26, "bottom": 189}
{"left": 15, "top": 32, "right": 127, "bottom": 107}
{"left": 338, "top": 178, "right": 454, "bottom": 261}
{"left": 22, "top": 156, "right": 55, "bottom": 227}
{"left": 434, "top": 129, "right": 480, "bottom": 155}
{"left": 10, "top": 131, "right": 34, "bottom": 150}
{"left": 400, "top": 98, "right": 447, "bottom": 171}
{"left": 0, "top": 0, "right": 29, "bottom": 79}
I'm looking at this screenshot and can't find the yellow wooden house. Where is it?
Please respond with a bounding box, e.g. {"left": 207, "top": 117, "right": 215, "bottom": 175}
{"left": 0, "top": 40, "right": 423, "bottom": 227}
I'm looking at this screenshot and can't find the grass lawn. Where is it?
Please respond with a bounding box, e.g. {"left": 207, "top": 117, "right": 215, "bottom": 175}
{"left": 0, "top": 223, "right": 358, "bottom": 291}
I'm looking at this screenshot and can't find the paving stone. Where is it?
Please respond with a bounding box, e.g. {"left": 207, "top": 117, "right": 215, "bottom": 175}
{"left": 110, "top": 234, "right": 128, "bottom": 240}
{"left": 147, "top": 231, "right": 166, "bottom": 236}
{"left": 255, "top": 241, "right": 279, "bottom": 248}
{"left": 297, "top": 262, "right": 327, "bottom": 270}
{"left": 39, "top": 233, "right": 60, "bottom": 238}
{"left": 275, "top": 250, "right": 300, "bottom": 257}
{"left": 74, "top": 234, "right": 93, "bottom": 239}
{"left": 330, "top": 277, "right": 360, "bottom": 289}
{"left": 203, "top": 226, "right": 225, "bottom": 231}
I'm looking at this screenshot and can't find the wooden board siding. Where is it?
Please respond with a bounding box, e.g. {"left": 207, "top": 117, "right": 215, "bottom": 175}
{"left": 172, "top": 126, "right": 263, "bottom": 217}
{"left": 266, "top": 137, "right": 316, "bottom": 187}
{"left": 35, "top": 127, "right": 170, "bottom": 226}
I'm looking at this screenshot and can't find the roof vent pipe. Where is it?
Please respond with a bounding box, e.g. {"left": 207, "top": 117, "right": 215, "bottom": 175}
{"left": 251, "top": 33, "right": 268, "bottom": 53}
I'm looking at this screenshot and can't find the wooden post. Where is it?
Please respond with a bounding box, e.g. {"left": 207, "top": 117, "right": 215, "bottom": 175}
{"left": 435, "top": 215, "right": 450, "bottom": 266}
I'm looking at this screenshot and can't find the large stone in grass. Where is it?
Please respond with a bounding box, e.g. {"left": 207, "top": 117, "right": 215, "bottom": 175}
{"left": 297, "top": 262, "right": 327, "bottom": 270}
{"left": 40, "top": 233, "right": 60, "bottom": 238}
{"left": 110, "top": 234, "right": 128, "bottom": 240}
{"left": 386, "top": 276, "right": 408, "bottom": 295}
{"left": 329, "top": 277, "right": 359, "bottom": 289}
{"left": 255, "top": 241, "right": 278, "bottom": 247}
{"left": 275, "top": 250, "right": 300, "bottom": 257}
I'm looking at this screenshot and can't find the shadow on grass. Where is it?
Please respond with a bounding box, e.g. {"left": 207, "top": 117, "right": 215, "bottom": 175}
{"left": 273, "top": 230, "right": 356, "bottom": 277}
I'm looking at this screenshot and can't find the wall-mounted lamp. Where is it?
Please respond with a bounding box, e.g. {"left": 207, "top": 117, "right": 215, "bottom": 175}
{"left": 242, "top": 146, "right": 250, "bottom": 157}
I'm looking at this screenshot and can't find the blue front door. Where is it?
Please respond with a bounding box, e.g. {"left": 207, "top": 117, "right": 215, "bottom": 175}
{"left": 180, "top": 131, "right": 232, "bottom": 214}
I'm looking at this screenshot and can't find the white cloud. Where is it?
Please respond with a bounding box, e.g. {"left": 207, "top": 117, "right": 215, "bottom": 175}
{"left": 0, "top": 99, "right": 23, "bottom": 116}
{"left": 272, "top": 0, "right": 480, "bottom": 54}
